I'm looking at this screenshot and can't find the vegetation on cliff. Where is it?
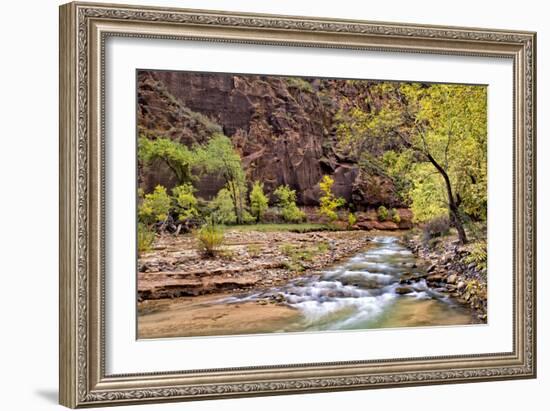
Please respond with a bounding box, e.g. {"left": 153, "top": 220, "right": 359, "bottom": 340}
{"left": 137, "top": 70, "right": 487, "bottom": 250}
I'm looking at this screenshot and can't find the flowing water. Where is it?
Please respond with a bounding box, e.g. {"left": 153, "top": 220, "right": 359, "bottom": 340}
{"left": 216, "top": 235, "right": 474, "bottom": 332}
{"left": 138, "top": 235, "right": 475, "bottom": 338}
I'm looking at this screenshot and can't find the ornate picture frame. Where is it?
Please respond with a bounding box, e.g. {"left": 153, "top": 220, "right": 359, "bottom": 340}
{"left": 59, "top": 1, "right": 536, "bottom": 408}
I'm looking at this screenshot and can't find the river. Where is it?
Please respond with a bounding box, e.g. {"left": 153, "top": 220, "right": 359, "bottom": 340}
{"left": 138, "top": 235, "right": 475, "bottom": 338}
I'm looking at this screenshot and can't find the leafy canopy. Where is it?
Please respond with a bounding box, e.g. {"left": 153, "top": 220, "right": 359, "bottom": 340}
{"left": 274, "top": 185, "right": 306, "bottom": 223}
{"left": 209, "top": 188, "right": 237, "bottom": 225}
{"left": 318, "top": 175, "right": 345, "bottom": 222}
{"left": 249, "top": 181, "right": 269, "bottom": 222}
{"left": 336, "top": 82, "right": 487, "bottom": 227}
{"left": 138, "top": 185, "right": 171, "bottom": 225}
{"left": 172, "top": 183, "right": 199, "bottom": 222}
{"left": 200, "top": 134, "right": 250, "bottom": 224}
{"left": 138, "top": 137, "right": 199, "bottom": 185}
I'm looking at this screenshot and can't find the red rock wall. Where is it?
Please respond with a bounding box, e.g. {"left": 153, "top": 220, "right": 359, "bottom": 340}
{"left": 137, "top": 70, "right": 406, "bottom": 209}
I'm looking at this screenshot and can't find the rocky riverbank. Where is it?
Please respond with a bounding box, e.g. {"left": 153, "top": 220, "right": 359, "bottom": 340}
{"left": 403, "top": 232, "right": 487, "bottom": 322}
{"left": 138, "top": 229, "right": 373, "bottom": 301}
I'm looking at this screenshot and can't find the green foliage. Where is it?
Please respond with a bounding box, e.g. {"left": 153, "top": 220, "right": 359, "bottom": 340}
{"left": 274, "top": 185, "right": 306, "bottom": 223}
{"left": 285, "top": 77, "right": 314, "bottom": 93}
{"left": 391, "top": 208, "right": 401, "bottom": 224}
{"left": 229, "top": 223, "right": 329, "bottom": 233}
{"left": 200, "top": 134, "right": 250, "bottom": 224}
{"left": 195, "top": 220, "right": 225, "bottom": 257}
{"left": 138, "top": 137, "right": 198, "bottom": 185}
{"left": 283, "top": 261, "right": 306, "bottom": 273}
{"left": 186, "top": 110, "right": 223, "bottom": 135}
{"left": 377, "top": 205, "right": 389, "bottom": 222}
{"left": 249, "top": 181, "right": 269, "bottom": 222}
{"left": 347, "top": 212, "right": 357, "bottom": 228}
{"left": 218, "top": 248, "right": 236, "bottom": 260}
{"left": 317, "top": 241, "right": 330, "bottom": 253}
{"left": 335, "top": 82, "right": 487, "bottom": 243}
{"left": 409, "top": 163, "right": 448, "bottom": 222}
{"left": 138, "top": 185, "right": 171, "bottom": 225}
{"left": 381, "top": 150, "right": 415, "bottom": 203}
{"left": 209, "top": 188, "right": 237, "bottom": 225}
{"left": 247, "top": 244, "right": 262, "bottom": 258}
{"left": 172, "top": 183, "right": 199, "bottom": 222}
{"left": 280, "top": 243, "right": 297, "bottom": 257}
{"left": 465, "top": 240, "right": 488, "bottom": 272}
{"left": 139, "top": 134, "right": 252, "bottom": 225}
{"left": 279, "top": 242, "right": 327, "bottom": 273}
{"left": 318, "top": 175, "right": 346, "bottom": 222}
{"left": 137, "top": 223, "right": 155, "bottom": 254}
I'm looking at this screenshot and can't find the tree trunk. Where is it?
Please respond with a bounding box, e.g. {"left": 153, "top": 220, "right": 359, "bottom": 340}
{"left": 425, "top": 152, "right": 468, "bottom": 244}
{"left": 228, "top": 181, "right": 242, "bottom": 224}
{"left": 449, "top": 202, "right": 468, "bottom": 245}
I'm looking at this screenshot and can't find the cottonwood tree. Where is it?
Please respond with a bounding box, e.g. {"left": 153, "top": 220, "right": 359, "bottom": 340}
{"left": 200, "top": 134, "right": 250, "bottom": 224}
{"left": 337, "top": 82, "right": 487, "bottom": 244}
{"left": 318, "top": 175, "right": 345, "bottom": 223}
{"left": 249, "top": 181, "right": 269, "bottom": 222}
{"left": 139, "top": 133, "right": 251, "bottom": 225}
{"left": 138, "top": 136, "right": 198, "bottom": 185}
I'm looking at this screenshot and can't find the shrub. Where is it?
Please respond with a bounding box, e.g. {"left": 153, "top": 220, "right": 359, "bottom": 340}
{"left": 218, "top": 248, "right": 235, "bottom": 260}
{"left": 347, "top": 212, "right": 357, "bottom": 229}
{"left": 137, "top": 223, "right": 155, "bottom": 254}
{"left": 423, "top": 216, "right": 450, "bottom": 241}
{"left": 172, "top": 183, "right": 199, "bottom": 222}
{"left": 391, "top": 208, "right": 401, "bottom": 224}
{"left": 281, "top": 206, "right": 306, "bottom": 223}
{"left": 377, "top": 205, "right": 389, "bottom": 222}
{"left": 195, "top": 221, "right": 225, "bottom": 257}
{"left": 285, "top": 77, "right": 314, "bottom": 93}
{"left": 209, "top": 188, "right": 237, "bottom": 224}
{"left": 138, "top": 185, "right": 172, "bottom": 225}
{"left": 249, "top": 181, "right": 269, "bottom": 222}
{"left": 274, "top": 185, "right": 306, "bottom": 223}
{"left": 280, "top": 243, "right": 297, "bottom": 256}
{"left": 280, "top": 243, "right": 319, "bottom": 262}
{"left": 247, "top": 244, "right": 262, "bottom": 258}
{"left": 317, "top": 241, "right": 330, "bottom": 253}
{"left": 319, "top": 175, "right": 346, "bottom": 222}
{"left": 465, "top": 240, "right": 488, "bottom": 272}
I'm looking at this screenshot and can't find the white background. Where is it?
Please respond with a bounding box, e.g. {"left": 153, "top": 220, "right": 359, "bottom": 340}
{"left": 0, "top": 0, "right": 547, "bottom": 410}
{"left": 106, "top": 39, "right": 513, "bottom": 373}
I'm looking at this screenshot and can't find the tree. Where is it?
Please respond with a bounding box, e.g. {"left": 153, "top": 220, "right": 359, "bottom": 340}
{"left": 201, "top": 134, "right": 249, "bottom": 224}
{"left": 337, "top": 83, "right": 487, "bottom": 244}
{"left": 209, "top": 188, "right": 237, "bottom": 224}
{"left": 172, "top": 183, "right": 199, "bottom": 222}
{"left": 249, "top": 181, "right": 269, "bottom": 222}
{"left": 138, "top": 185, "right": 171, "bottom": 226}
{"left": 274, "top": 185, "right": 306, "bottom": 223}
{"left": 138, "top": 136, "right": 198, "bottom": 185}
{"left": 318, "top": 175, "right": 345, "bottom": 222}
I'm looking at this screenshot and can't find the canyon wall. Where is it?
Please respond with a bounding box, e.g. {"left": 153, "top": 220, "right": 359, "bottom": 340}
{"left": 137, "top": 70, "right": 404, "bottom": 208}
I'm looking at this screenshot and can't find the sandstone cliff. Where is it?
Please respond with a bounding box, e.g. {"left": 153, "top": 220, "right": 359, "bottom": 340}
{"left": 137, "top": 70, "right": 404, "bottom": 209}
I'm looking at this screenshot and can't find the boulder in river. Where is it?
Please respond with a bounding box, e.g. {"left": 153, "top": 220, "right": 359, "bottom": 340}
{"left": 395, "top": 286, "right": 414, "bottom": 295}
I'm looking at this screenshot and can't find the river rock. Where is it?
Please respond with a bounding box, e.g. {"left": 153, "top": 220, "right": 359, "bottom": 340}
{"left": 447, "top": 273, "right": 458, "bottom": 284}
{"left": 399, "top": 273, "right": 424, "bottom": 284}
{"left": 426, "top": 274, "right": 444, "bottom": 283}
{"left": 395, "top": 286, "right": 414, "bottom": 295}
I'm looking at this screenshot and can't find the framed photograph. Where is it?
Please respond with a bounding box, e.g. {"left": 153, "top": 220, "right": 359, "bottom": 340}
{"left": 59, "top": 1, "right": 536, "bottom": 408}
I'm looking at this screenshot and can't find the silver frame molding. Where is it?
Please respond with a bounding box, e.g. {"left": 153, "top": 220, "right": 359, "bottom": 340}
{"left": 59, "top": 2, "right": 537, "bottom": 408}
